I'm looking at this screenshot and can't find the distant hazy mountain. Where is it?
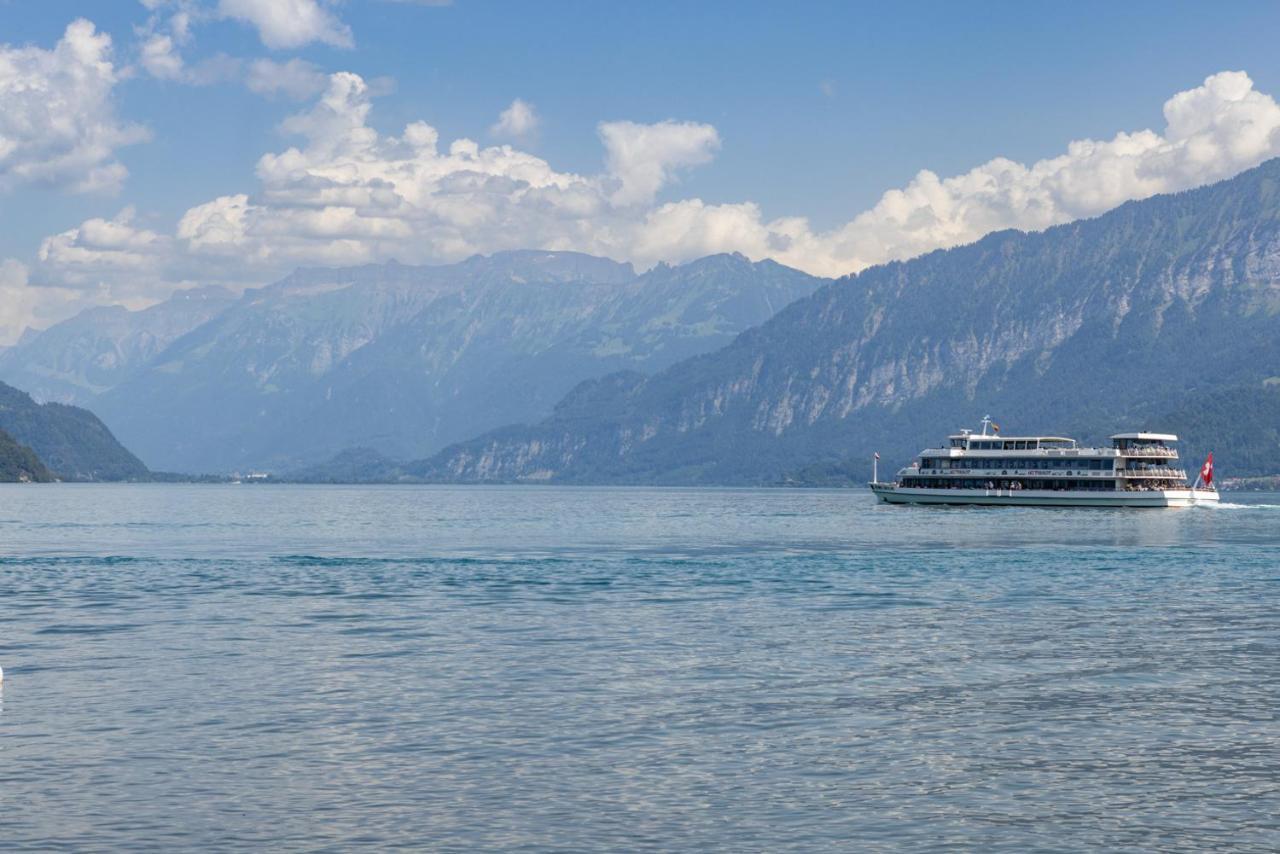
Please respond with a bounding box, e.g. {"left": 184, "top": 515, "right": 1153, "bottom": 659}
{"left": 0, "top": 428, "right": 53, "bottom": 483}
{"left": 414, "top": 158, "right": 1280, "bottom": 483}
{"left": 41, "top": 251, "right": 827, "bottom": 473}
{"left": 0, "top": 381, "right": 148, "bottom": 481}
{"left": 0, "top": 287, "right": 235, "bottom": 406}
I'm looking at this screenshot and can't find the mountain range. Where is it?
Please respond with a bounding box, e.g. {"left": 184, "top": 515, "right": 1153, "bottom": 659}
{"left": 0, "top": 252, "right": 827, "bottom": 473}
{"left": 405, "top": 157, "right": 1280, "bottom": 484}
{"left": 0, "top": 287, "right": 235, "bottom": 406}
{"left": 7, "top": 159, "right": 1280, "bottom": 485}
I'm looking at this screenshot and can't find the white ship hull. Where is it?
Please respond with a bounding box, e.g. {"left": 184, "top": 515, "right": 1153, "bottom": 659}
{"left": 870, "top": 483, "right": 1220, "bottom": 508}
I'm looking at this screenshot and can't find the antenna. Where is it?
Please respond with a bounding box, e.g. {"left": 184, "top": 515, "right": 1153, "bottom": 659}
{"left": 980, "top": 414, "right": 991, "bottom": 436}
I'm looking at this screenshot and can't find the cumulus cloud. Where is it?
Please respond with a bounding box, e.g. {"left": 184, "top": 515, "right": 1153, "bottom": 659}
{"left": 794, "top": 70, "right": 1280, "bottom": 273}
{"left": 0, "top": 19, "right": 149, "bottom": 194}
{"left": 490, "top": 98, "right": 540, "bottom": 141}
{"left": 0, "top": 207, "right": 190, "bottom": 343}
{"left": 20, "top": 68, "right": 1280, "bottom": 339}
{"left": 38, "top": 207, "right": 171, "bottom": 291}
{"left": 599, "top": 120, "right": 720, "bottom": 206}
{"left": 217, "top": 0, "right": 353, "bottom": 49}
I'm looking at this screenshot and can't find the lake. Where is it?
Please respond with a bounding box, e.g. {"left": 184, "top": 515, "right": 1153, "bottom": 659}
{"left": 1, "top": 484, "right": 1278, "bottom": 850}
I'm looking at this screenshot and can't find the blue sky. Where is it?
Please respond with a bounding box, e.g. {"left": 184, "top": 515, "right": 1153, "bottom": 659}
{"left": 3, "top": 1, "right": 1280, "bottom": 340}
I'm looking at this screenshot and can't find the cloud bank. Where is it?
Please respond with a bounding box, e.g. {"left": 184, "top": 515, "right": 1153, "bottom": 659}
{"left": 9, "top": 69, "right": 1280, "bottom": 343}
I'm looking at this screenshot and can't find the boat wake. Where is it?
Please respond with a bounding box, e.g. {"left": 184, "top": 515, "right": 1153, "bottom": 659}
{"left": 1204, "top": 502, "right": 1280, "bottom": 510}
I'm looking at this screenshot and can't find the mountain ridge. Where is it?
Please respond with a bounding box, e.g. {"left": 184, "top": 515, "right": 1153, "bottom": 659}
{"left": 408, "top": 157, "right": 1280, "bottom": 484}
{"left": 0, "top": 381, "right": 149, "bottom": 481}
{"left": 0, "top": 428, "right": 54, "bottom": 483}
{"left": 7, "top": 251, "right": 828, "bottom": 473}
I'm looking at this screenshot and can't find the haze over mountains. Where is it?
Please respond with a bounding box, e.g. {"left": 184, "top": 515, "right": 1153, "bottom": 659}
{"left": 6, "top": 159, "right": 1280, "bottom": 484}
{"left": 0, "top": 287, "right": 236, "bottom": 406}
{"left": 411, "top": 157, "right": 1280, "bottom": 483}
{"left": 0, "top": 251, "right": 827, "bottom": 473}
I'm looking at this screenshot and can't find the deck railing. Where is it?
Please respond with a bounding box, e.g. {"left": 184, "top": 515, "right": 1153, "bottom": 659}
{"left": 1122, "top": 467, "right": 1186, "bottom": 478}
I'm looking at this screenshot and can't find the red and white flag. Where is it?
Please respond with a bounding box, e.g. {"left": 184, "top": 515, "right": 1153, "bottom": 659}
{"left": 1199, "top": 452, "right": 1214, "bottom": 486}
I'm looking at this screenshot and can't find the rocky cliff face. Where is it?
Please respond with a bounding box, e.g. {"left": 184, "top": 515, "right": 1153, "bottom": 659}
{"left": 60, "top": 251, "right": 826, "bottom": 473}
{"left": 416, "top": 158, "right": 1280, "bottom": 483}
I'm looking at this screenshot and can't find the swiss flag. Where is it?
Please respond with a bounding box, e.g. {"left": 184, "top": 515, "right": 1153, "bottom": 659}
{"left": 1199, "top": 453, "right": 1214, "bottom": 486}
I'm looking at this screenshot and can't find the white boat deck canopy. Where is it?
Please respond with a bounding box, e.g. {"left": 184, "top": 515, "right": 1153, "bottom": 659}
{"left": 1110, "top": 432, "right": 1178, "bottom": 442}
{"left": 948, "top": 434, "right": 1074, "bottom": 442}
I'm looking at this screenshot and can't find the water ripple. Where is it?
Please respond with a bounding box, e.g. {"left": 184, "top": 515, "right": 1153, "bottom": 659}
{"left": 0, "top": 485, "right": 1278, "bottom": 851}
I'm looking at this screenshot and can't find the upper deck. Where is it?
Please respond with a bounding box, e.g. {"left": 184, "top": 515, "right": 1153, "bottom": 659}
{"left": 922, "top": 422, "right": 1180, "bottom": 460}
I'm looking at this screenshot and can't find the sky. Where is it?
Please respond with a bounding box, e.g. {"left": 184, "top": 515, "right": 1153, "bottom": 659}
{"left": 3, "top": 0, "right": 1280, "bottom": 342}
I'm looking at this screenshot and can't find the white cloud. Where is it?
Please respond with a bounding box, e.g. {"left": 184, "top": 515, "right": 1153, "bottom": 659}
{"left": 791, "top": 70, "right": 1280, "bottom": 274}
{"left": 490, "top": 98, "right": 540, "bottom": 141}
{"left": 0, "top": 208, "right": 190, "bottom": 343}
{"left": 599, "top": 119, "right": 720, "bottom": 206}
{"left": 140, "top": 32, "right": 185, "bottom": 79}
{"left": 38, "top": 207, "right": 170, "bottom": 288}
{"left": 217, "top": 0, "right": 354, "bottom": 49}
{"left": 0, "top": 19, "right": 149, "bottom": 194}
{"left": 135, "top": 3, "right": 334, "bottom": 97}
{"left": 21, "top": 68, "right": 1280, "bottom": 331}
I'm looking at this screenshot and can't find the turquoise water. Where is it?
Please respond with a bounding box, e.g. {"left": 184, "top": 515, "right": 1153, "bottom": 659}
{"left": 1, "top": 484, "right": 1278, "bottom": 851}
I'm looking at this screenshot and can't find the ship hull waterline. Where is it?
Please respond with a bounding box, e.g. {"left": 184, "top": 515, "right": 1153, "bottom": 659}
{"left": 870, "top": 484, "right": 1220, "bottom": 508}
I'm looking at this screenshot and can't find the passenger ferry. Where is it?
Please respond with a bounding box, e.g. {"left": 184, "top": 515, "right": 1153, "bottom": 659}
{"left": 870, "top": 417, "right": 1219, "bottom": 507}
